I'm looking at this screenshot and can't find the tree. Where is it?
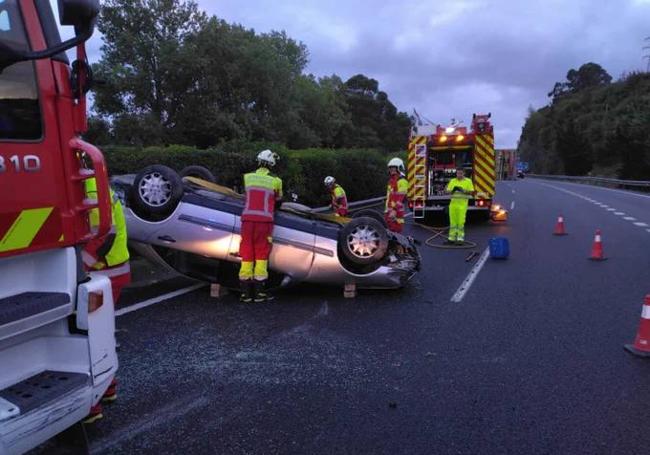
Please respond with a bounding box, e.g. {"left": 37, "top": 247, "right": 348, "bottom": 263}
{"left": 548, "top": 62, "right": 612, "bottom": 102}
{"left": 93, "top": 0, "right": 207, "bottom": 142}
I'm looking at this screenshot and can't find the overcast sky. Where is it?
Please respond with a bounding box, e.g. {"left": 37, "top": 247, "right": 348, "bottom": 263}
{"left": 55, "top": 0, "right": 650, "bottom": 148}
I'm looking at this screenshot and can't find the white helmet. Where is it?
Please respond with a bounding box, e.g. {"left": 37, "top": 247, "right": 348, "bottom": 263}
{"left": 324, "top": 176, "right": 336, "bottom": 186}
{"left": 257, "top": 149, "right": 279, "bottom": 167}
{"left": 388, "top": 157, "right": 405, "bottom": 173}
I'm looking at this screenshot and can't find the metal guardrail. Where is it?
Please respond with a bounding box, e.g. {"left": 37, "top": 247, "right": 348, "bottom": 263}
{"left": 528, "top": 174, "right": 650, "bottom": 190}
{"left": 311, "top": 196, "right": 385, "bottom": 214}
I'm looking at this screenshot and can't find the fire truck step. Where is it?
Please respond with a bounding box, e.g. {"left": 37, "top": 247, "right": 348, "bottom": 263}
{"left": 0, "top": 292, "right": 71, "bottom": 326}
{"left": 0, "top": 371, "right": 89, "bottom": 418}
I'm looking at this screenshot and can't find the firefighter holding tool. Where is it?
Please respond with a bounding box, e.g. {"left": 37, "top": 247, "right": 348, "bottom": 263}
{"left": 446, "top": 168, "right": 474, "bottom": 244}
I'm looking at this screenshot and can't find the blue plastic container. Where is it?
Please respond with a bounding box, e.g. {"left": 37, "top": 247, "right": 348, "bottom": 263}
{"left": 489, "top": 237, "right": 510, "bottom": 259}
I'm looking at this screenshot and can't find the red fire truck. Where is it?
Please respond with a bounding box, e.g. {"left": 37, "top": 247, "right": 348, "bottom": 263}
{"left": 1, "top": 1, "right": 117, "bottom": 452}
{"left": 406, "top": 113, "right": 498, "bottom": 223}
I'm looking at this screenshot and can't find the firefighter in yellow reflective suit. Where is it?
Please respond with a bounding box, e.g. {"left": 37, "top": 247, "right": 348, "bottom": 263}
{"left": 446, "top": 168, "right": 474, "bottom": 244}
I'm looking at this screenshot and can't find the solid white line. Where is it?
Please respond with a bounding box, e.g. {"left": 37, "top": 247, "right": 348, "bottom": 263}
{"left": 623, "top": 216, "right": 637, "bottom": 221}
{"left": 116, "top": 283, "right": 206, "bottom": 316}
{"left": 634, "top": 222, "right": 649, "bottom": 227}
{"left": 451, "top": 247, "right": 490, "bottom": 303}
{"left": 510, "top": 201, "right": 515, "bottom": 210}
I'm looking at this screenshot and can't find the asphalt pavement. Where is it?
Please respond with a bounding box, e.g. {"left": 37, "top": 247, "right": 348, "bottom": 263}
{"left": 38, "top": 179, "right": 650, "bottom": 455}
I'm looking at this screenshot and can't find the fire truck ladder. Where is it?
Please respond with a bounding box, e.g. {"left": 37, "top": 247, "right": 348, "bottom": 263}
{"left": 412, "top": 161, "right": 427, "bottom": 220}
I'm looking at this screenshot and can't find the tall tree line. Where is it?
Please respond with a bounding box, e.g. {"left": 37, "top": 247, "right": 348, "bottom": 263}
{"left": 519, "top": 62, "right": 650, "bottom": 179}
{"left": 88, "top": 0, "right": 410, "bottom": 151}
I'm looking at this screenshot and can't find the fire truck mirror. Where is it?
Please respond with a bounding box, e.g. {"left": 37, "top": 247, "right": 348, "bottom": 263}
{"left": 58, "top": 0, "right": 100, "bottom": 29}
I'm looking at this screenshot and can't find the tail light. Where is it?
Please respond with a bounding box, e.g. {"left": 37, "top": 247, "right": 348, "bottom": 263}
{"left": 88, "top": 291, "right": 104, "bottom": 313}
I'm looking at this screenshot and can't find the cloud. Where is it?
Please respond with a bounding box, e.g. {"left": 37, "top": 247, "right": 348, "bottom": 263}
{"left": 52, "top": 0, "right": 650, "bottom": 147}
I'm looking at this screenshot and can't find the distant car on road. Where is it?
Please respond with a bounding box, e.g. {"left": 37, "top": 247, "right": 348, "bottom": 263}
{"left": 111, "top": 165, "right": 421, "bottom": 290}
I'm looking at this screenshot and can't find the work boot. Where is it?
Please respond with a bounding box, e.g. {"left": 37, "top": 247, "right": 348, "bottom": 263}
{"left": 253, "top": 280, "right": 274, "bottom": 303}
{"left": 102, "top": 378, "right": 118, "bottom": 404}
{"left": 82, "top": 403, "right": 103, "bottom": 425}
{"left": 240, "top": 280, "right": 253, "bottom": 303}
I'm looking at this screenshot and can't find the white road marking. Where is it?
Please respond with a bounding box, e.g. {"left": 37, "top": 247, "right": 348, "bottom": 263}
{"left": 623, "top": 217, "right": 637, "bottom": 221}
{"left": 116, "top": 283, "right": 206, "bottom": 316}
{"left": 600, "top": 205, "right": 610, "bottom": 208}
{"left": 606, "top": 208, "right": 616, "bottom": 211}
{"left": 90, "top": 394, "right": 210, "bottom": 454}
{"left": 512, "top": 189, "right": 516, "bottom": 194}
{"left": 634, "top": 222, "right": 649, "bottom": 227}
{"left": 451, "top": 247, "right": 490, "bottom": 303}
{"left": 646, "top": 229, "right": 650, "bottom": 233}
{"left": 510, "top": 201, "right": 515, "bottom": 210}
{"left": 614, "top": 212, "right": 625, "bottom": 215}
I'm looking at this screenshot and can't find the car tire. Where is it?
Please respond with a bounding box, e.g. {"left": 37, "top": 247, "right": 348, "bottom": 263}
{"left": 339, "top": 217, "right": 388, "bottom": 265}
{"left": 180, "top": 165, "right": 216, "bottom": 183}
{"left": 352, "top": 208, "right": 387, "bottom": 228}
{"left": 130, "top": 165, "right": 184, "bottom": 221}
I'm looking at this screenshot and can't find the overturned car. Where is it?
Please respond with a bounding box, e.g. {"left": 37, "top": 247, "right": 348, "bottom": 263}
{"left": 111, "top": 165, "right": 420, "bottom": 290}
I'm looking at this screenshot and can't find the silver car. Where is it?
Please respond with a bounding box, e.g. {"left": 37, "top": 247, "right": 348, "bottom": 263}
{"left": 111, "top": 165, "right": 420, "bottom": 290}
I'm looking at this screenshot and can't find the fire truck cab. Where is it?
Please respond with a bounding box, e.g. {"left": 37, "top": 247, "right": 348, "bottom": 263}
{"left": 407, "top": 113, "right": 497, "bottom": 223}
{"left": 1, "top": 1, "right": 117, "bottom": 453}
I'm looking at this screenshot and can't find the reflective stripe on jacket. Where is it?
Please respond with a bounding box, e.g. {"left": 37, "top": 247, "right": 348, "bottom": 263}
{"left": 83, "top": 178, "right": 130, "bottom": 269}
{"left": 242, "top": 168, "right": 283, "bottom": 222}
{"left": 385, "top": 174, "right": 408, "bottom": 220}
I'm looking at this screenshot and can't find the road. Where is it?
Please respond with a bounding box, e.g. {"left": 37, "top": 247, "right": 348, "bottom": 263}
{"left": 40, "top": 179, "right": 650, "bottom": 455}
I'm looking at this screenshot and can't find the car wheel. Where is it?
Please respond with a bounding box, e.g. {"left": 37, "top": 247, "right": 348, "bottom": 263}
{"left": 130, "top": 165, "right": 184, "bottom": 221}
{"left": 180, "top": 165, "right": 216, "bottom": 183}
{"left": 339, "top": 217, "right": 388, "bottom": 265}
{"left": 352, "top": 208, "right": 387, "bottom": 228}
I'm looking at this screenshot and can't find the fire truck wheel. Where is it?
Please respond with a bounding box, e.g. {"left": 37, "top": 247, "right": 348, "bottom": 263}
{"left": 130, "top": 165, "right": 184, "bottom": 221}
{"left": 339, "top": 217, "right": 388, "bottom": 265}
{"left": 180, "top": 165, "right": 216, "bottom": 183}
{"left": 352, "top": 209, "right": 388, "bottom": 228}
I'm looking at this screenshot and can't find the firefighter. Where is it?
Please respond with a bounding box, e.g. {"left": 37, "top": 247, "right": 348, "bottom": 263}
{"left": 324, "top": 176, "right": 348, "bottom": 217}
{"left": 445, "top": 168, "right": 475, "bottom": 244}
{"left": 81, "top": 177, "right": 130, "bottom": 424}
{"left": 239, "top": 149, "right": 283, "bottom": 303}
{"left": 384, "top": 157, "right": 409, "bottom": 233}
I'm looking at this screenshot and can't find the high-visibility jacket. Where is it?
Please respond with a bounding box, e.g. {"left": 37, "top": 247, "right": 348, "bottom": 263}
{"left": 83, "top": 178, "right": 130, "bottom": 269}
{"left": 242, "top": 167, "right": 283, "bottom": 222}
{"left": 446, "top": 177, "right": 475, "bottom": 207}
{"left": 385, "top": 174, "right": 408, "bottom": 220}
{"left": 330, "top": 184, "right": 348, "bottom": 216}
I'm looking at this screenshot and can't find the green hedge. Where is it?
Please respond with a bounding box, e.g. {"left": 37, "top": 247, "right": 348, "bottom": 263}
{"left": 102, "top": 143, "right": 393, "bottom": 207}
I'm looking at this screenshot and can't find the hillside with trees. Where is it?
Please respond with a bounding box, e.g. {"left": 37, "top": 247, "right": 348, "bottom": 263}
{"left": 518, "top": 63, "right": 650, "bottom": 179}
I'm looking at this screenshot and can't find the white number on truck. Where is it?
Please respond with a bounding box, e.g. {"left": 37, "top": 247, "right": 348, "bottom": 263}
{"left": 0, "top": 155, "right": 41, "bottom": 173}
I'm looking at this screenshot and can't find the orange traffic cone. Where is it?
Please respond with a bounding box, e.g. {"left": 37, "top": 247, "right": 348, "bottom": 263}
{"left": 553, "top": 215, "right": 568, "bottom": 236}
{"left": 589, "top": 229, "right": 606, "bottom": 261}
{"left": 625, "top": 295, "right": 650, "bottom": 358}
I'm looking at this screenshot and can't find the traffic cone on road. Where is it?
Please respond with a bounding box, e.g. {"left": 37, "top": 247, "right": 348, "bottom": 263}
{"left": 553, "top": 215, "right": 568, "bottom": 236}
{"left": 624, "top": 295, "right": 650, "bottom": 358}
{"left": 588, "top": 229, "right": 606, "bottom": 261}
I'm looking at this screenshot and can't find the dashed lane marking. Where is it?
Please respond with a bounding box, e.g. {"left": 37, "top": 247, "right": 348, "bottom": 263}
{"left": 606, "top": 208, "right": 616, "bottom": 211}
{"left": 623, "top": 217, "right": 637, "bottom": 221}
{"left": 451, "top": 247, "right": 490, "bottom": 303}
{"left": 634, "top": 222, "right": 649, "bottom": 227}
{"left": 614, "top": 212, "right": 625, "bottom": 215}
{"left": 116, "top": 283, "right": 206, "bottom": 316}
{"left": 510, "top": 201, "right": 515, "bottom": 210}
